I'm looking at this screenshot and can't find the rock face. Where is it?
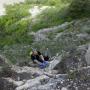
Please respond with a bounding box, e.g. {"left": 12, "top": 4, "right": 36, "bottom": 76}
{"left": 34, "top": 22, "right": 72, "bottom": 41}
{"left": 0, "top": 78, "right": 16, "bottom": 90}
{"left": 0, "top": 18, "right": 90, "bottom": 90}
{"left": 16, "top": 75, "right": 50, "bottom": 90}
{"left": 0, "top": 55, "right": 9, "bottom": 66}
{"left": 48, "top": 55, "right": 62, "bottom": 71}
{"left": 0, "top": 53, "right": 90, "bottom": 90}
{"left": 85, "top": 45, "right": 90, "bottom": 65}
{"left": 0, "top": 55, "right": 62, "bottom": 90}
{"left": 0, "top": 55, "right": 12, "bottom": 78}
{"left": 54, "top": 45, "right": 88, "bottom": 73}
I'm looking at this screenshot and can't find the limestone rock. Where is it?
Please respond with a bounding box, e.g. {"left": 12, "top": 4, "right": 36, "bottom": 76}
{"left": 85, "top": 45, "right": 90, "bottom": 65}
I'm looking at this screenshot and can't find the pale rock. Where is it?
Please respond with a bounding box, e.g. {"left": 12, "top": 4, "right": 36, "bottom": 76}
{"left": 16, "top": 75, "right": 49, "bottom": 90}
{"left": 61, "top": 87, "right": 68, "bottom": 90}
{"left": 85, "top": 45, "right": 90, "bottom": 65}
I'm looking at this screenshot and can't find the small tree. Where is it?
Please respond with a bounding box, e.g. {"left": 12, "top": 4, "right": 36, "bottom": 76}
{"left": 69, "top": 0, "right": 90, "bottom": 18}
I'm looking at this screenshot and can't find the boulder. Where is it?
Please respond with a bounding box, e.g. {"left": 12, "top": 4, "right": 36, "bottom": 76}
{"left": 34, "top": 22, "right": 72, "bottom": 41}
{"left": 11, "top": 66, "right": 43, "bottom": 80}
{"left": 47, "top": 55, "right": 62, "bottom": 73}
{"left": 16, "top": 75, "right": 49, "bottom": 90}
{"left": 85, "top": 45, "right": 90, "bottom": 65}
{"left": 54, "top": 45, "right": 88, "bottom": 73}
{"left": 0, "top": 55, "right": 12, "bottom": 78}
{"left": 0, "top": 55, "right": 9, "bottom": 66}
{"left": 0, "top": 78, "right": 16, "bottom": 90}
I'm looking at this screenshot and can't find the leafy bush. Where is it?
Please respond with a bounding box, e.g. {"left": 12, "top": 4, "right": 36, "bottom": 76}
{"left": 69, "top": 0, "right": 90, "bottom": 18}
{"left": 25, "top": 0, "right": 71, "bottom": 6}
{"left": 25, "top": 0, "right": 47, "bottom": 4}
{"left": 5, "top": 3, "right": 30, "bottom": 20}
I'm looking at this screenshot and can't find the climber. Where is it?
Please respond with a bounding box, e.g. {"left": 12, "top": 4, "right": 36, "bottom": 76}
{"left": 30, "top": 49, "right": 49, "bottom": 69}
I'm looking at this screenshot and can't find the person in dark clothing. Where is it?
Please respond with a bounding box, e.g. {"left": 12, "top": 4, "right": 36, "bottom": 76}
{"left": 31, "top": 50, "right": 44, "bottom": 63}
{"left": 30, "top": 50, "right": 49, "bottom": 68}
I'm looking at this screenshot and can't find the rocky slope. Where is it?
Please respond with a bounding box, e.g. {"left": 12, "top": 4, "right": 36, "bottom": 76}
{"left": 0, "top": 18, "right": 90, "bottom": 90}
{"left": 0, "top": 52, "right": 90, "bottom": 90}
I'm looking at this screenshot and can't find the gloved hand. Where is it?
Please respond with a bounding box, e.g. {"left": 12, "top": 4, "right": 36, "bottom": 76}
{"left": 43, "top": 61, "right": 49, "bottom": 66}
{"left": 39, "top": 61, "right": 49, "bottom": 69}
{"left": 39, "top": 63, "right": 46, "bottom": 69}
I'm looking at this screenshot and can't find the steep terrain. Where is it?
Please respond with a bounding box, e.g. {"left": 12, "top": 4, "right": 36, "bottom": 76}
{"left": 0, "top": 0, "right": 90, "bottom": 90}
{"left": 0, "top": 18, "right": 90, "bottom": 90}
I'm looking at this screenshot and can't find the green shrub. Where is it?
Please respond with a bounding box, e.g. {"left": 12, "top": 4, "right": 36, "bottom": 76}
{"left": 25, "top": 0, "right": 47, "bottom": 4}
{"left": 69, "top": 0, "right": 90, "bottom": 18}
{"left": 5, "top": 4, "right": 30, "bottom": 20}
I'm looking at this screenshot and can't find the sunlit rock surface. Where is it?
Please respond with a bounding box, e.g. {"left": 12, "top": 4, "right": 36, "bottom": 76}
{"left": 85, "top": 45, "right": 90, "bottom": 65}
